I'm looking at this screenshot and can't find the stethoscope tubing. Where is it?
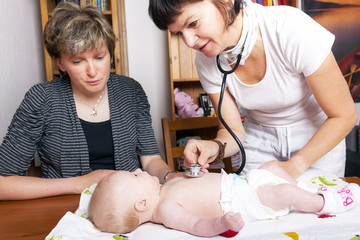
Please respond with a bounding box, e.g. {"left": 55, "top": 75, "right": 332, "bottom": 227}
{"left": 216, "top": 54, "right": 246, "bottom": 175}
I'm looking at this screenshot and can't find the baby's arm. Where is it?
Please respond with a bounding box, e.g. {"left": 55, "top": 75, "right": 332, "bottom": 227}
{"left": 156, "top": 202, "right": 244, "bottom": 237}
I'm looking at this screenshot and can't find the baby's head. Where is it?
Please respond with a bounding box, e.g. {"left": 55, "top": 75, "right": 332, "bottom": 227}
{"left": 88, "top": 169, "right": 160, "bottom": 234}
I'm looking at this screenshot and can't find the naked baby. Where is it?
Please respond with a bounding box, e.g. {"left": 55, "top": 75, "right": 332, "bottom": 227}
{"left": 88, "top": 165, "right": 360, "bottom": 237}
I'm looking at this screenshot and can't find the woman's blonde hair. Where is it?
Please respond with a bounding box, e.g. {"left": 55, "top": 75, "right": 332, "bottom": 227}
{"left": 43, "top": 1, "right": 115, "bottom": 59}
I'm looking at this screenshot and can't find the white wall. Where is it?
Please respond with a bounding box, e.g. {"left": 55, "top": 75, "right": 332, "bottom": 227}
{"left": 0, "top": 0, "right": 45, "bottom": 140}
{"left": 124, "top": 0, "right": 171, "bottom": 159}
{"left": 0, "top": 0, "right": 171, "bottom": 159}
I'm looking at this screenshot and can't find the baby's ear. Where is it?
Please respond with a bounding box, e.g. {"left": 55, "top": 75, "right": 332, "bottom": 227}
{"left": 134, "top": 199, "right": 150, "bottom": 212}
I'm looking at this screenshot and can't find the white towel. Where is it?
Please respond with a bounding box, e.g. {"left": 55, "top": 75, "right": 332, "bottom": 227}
{"left": 46, "top": 170, "right": 360, "bottom": 240}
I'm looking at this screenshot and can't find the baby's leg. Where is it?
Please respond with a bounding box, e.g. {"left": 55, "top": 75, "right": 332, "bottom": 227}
{"left": 256, "top": 183, "right": 324, "bottom": 212}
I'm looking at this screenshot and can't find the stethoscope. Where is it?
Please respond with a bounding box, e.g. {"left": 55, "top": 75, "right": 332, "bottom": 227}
{"left": 187, "top": 28, "right": 248, "bottom": 177}
{"left": 185, "top": 3, "right": 248, "bottom": 176}
{"left": 186, "top": 54, "right": 246, "bottom": 177}
{"left": 216, "top": 53, "right": 246, "bottom": 175}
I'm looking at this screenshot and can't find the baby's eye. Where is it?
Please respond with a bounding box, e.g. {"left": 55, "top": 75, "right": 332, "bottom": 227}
{"left": 97, "top": 56, "right": 104, "bottom": 60}
{"left": 73, "top": 60, "right": 81, "bottom": 64}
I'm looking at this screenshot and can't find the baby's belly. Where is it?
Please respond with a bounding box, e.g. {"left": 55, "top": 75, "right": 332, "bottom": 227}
{"left": 181, "top": 191, "right": 223, "bottom": 218}
{"left": 163, "top": 174, "right": 223, "bottom": 218}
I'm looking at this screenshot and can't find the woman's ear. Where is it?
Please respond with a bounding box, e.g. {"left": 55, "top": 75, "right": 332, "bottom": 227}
{"left": 53, "top": 57, "right": 66, "bottom": 72}
{"left": 134, "top": 199, "right": 150, "bottom": 212}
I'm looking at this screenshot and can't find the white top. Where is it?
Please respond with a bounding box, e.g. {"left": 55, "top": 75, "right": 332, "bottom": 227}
{"left": 196, "top": 5, "right": 335, "bottom": 127}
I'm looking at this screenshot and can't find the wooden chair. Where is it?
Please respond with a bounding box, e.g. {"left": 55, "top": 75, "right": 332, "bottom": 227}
{"left": 161, "top": 117, "right": 234, "bottom": 173}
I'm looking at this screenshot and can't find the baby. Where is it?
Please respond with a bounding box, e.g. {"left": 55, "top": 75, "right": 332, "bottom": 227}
{"left": 88, "top": 165, "right": 360, "bottom": 237}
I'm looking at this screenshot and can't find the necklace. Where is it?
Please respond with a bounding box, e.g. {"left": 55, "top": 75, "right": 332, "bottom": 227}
{"left": 74, "top": 89, "right": 105, "bottom": 117}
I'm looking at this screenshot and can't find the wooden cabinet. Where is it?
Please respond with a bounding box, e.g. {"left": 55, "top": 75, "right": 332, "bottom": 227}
{"left": 167, "top": 0, "right": 299, "bottom": 119}
{"left": 39, "top": 0, "right": 128, "bottom": 81}
{"left": 167, "top": 31, "right": 202, "bottom": 119}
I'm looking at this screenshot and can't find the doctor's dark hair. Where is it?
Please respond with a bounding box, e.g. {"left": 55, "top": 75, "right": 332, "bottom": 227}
{"left": 148, "top": 0, "right": 243, "bottom": 30}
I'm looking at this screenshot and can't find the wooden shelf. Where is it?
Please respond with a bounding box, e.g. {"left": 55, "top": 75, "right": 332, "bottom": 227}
{"left": 173, "top": 78, "right": 200, "bottom": 82}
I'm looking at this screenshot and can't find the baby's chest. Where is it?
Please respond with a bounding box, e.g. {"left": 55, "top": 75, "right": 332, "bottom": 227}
{"left": 162, "top": 182, "right": 223, "bottom": 218}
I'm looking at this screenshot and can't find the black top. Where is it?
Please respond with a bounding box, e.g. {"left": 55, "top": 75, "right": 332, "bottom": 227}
{"left": 80, "top": 119, "right": 115, "bottom": 170}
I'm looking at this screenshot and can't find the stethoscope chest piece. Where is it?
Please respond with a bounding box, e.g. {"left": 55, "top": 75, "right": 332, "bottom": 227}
{"left": 185, "top": 163, "right": 205, "bottom": 177}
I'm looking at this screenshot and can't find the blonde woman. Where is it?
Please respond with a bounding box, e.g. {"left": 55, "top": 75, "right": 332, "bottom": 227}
{"left": 0, "top": 2, "right": 176, "bottom": 200}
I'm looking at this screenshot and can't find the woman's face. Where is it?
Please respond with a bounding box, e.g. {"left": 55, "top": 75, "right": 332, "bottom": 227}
{"left": 168, "top": 0, "right": 238, "bottom": 58}
{"left": 54, "top": 44, "right": 111, "bottom": 98}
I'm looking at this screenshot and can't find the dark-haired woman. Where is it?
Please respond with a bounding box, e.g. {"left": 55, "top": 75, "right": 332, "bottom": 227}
{"left": 149, "top": 0, "right": 357, "bottom": 179}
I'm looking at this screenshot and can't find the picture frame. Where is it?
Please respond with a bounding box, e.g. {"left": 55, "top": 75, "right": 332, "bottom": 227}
{"left": 302, "top": 0, "right": 360, "bottom": 101}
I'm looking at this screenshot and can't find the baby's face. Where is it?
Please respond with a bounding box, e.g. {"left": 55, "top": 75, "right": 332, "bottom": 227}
{"left": 114, "top": 169, "right": 160, "bottom": 197}
{"left": 132, "top": 168, "right": 160, "bottom": 188}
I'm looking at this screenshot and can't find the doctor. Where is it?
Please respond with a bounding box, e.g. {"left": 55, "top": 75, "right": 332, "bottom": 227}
{"left": 148, "top": 0, "right": 357, "bottom": 178}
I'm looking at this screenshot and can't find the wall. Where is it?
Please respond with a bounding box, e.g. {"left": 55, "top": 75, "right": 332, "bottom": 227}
{"left": 124, "top": 0, "right": 171, "bottom": 159}
{"left": 0, "top": 0, "right": 45, "bottom": 140}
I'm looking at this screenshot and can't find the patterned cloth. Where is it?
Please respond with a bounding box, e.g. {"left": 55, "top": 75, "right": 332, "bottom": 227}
{"left": 46, "top": 170, "right": 360, "bottom": 240}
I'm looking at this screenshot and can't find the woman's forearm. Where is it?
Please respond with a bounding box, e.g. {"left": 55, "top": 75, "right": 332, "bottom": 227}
{"left": 216, "top": 127, "right": 245, "bottom": 158}
{"left": 209, "top": 90, "right": 246, "bottom": 159}
{"left": 141, "top": 155, "right": 173, "bottom": 184}
{"left": 0, "top": 175, "right": 81, "bottom": 200}
{"left": 289, "top": 114, "right": 358, "bottom": 178}
{"left": 0, "top": 169, "right": 115, "bottom": 200}
{"left": 289, "top": 51, "right": 358, "bottom": 178}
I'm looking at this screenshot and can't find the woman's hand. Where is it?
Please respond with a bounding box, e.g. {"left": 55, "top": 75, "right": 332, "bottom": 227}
{"left": 77, "top": 169, "right": 116, "bottom": 192}
{"left": 260, "top": 160, "right": 302, "bottom": 180}
{"left": 183, "top": 139, "right": 220, "bottom": 169}
{"left": 259, "top": 160, "right": 298, "bottom": 184}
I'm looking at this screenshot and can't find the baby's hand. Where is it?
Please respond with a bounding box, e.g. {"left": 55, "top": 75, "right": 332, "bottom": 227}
{"left": 221, "top": 212, "right": 244, "bottom": 232}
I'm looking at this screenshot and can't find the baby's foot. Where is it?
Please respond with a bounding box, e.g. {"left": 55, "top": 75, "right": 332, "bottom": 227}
{"left": 317, "top": 183, "right": 360, "bottom": 214}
